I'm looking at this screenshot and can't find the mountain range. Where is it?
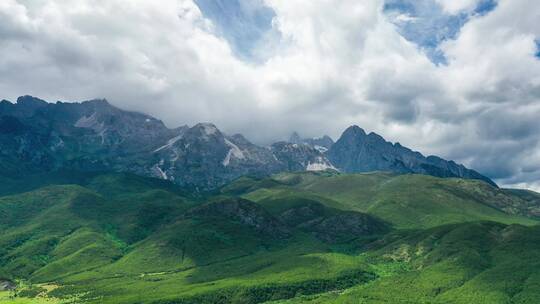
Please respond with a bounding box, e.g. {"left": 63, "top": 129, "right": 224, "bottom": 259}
{"left": 0, "top": 96, "right": 495, "bottom": 189}
{"left": 1, "top": 96, "right": 540, "bottom": 304}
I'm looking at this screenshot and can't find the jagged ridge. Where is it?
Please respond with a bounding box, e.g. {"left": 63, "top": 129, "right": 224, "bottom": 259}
{"left": 0, "top": 96, "right": 496, "bottom": 189}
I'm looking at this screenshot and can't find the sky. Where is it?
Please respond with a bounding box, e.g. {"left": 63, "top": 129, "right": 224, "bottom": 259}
{"left": 0, "top": 0, "right": 540, "bottom": 190}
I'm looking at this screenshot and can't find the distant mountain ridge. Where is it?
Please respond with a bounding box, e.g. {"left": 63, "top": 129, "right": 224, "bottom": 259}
{"left": 288, "top": 132, "right": 334, "bottom": 153}
{"left": 0, "top": 96, "right": 496, "bottom": 189}
{"left": 327, "top": 126, "right": 496, "bottom": 187}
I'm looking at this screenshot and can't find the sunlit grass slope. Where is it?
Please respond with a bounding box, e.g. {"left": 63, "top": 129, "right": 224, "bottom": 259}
{"left": 227, "top": 171, "right": 538, "bottom": 228}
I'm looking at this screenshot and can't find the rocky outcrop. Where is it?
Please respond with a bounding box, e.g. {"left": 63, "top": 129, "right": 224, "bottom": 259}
{"left": 289, "top": 132, "right": 334, "bottom": 152}
{"left": 270, "top": 142, "right": 335, "bottom": 172}
{"left": 0, "top": 279, "right": 15, "bottom": 291}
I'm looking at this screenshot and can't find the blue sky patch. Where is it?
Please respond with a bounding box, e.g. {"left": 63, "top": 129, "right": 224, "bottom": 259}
{"left": 474, "top": 0, "right": 498, "bottom": 16}
{"left": 194, "top": 0, "right": 276, "bottom": 61}
{"left": 536, "top": 39, "right": 540, "bottom": 58}
{"left": 384, "top": 0, "right": 498, "bottom": 65}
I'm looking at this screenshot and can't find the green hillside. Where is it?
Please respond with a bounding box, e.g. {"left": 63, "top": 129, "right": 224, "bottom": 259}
{"left": 228, "top": 171, "right": 538, "bottom": 229}
{"left": 268, "top": 222, "right": 540, "bottom": 304}
{"left": 0, "top": 171, "right": 539, "bottom": 303}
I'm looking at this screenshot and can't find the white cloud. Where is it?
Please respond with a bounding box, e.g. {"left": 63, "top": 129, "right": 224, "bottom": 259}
{"left": 393, "top": 13, "right": 418, "bottom": 23}
{"left": 0, "top": 0, "right": 539, "bottom": 189}
{"left": 434, "top": 0, "right": 482, "bottom": 14}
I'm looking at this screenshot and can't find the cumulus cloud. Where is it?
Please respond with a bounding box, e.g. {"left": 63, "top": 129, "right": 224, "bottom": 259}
{"left": 434, "top": 0, "right": 483, "bottom": 14}
{"left": 0, "top": 0, "right": 539, "bottom": 190}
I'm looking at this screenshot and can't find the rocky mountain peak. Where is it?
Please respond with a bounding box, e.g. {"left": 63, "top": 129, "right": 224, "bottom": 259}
{"left": 342, "top": 125, "right": 366, "bottom": 138}
{"left": 191, "top": 122, "right": 220, "bottom": 136}
{"left": 328, "top": 125, "right": 496, "bottom": 187}
{"left": 82, "top": 98, "right": 111, "bottom": 107}
{"left": 1, "top": 95, "right": 49, "bottom": 118}
{"left": 190, "top": 123, "right": 223, "bottom": 143}
{"left": 75, "top": 99, "right": 116, "bottom": 115}
{"left": 16, "top": 95, "right": 48, "bottom": 107}
{"left": 289, "top": 132, "right": 302, "bottom": 144}
{"left": 287, "top": 132, "right": 334, "bottom": 151}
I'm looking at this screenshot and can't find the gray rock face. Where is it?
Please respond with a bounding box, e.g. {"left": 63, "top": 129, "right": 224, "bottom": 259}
{"left": 270, "top": 142, "right": 335, "bottom": 172}
{"left": 150, "top": 123, "right": 284, "bottom": 189}
{"left": 0, "top": 279, "right": 15, "bottom": 291}
{"left": 327, "top": 125, "right": 496, "bottom": 187}
{"left": 0, "top": 96, "right": 496, "bottom": 190}
{"left": 0, "top": 96, "right": 176, "bottom": 176}
{"left": 289, "top": 132, "right": 334, "bottom": 152}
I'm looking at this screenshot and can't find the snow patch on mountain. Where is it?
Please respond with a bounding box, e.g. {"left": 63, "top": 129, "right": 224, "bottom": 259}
{"left": 314, "top": 145, "right": 328, "bottom": 153}
{"left": 201, "top": 123, "right": 218, "bottom": 135}
{"left": 75, "top": 112, "right": 104, "bottom": 131}
{"left": 154, "top": 134, "right": 184, "bottom": 152}
{"left": 223, "top": 138, "right": 245, "bottom": 166}
{"left": 153, "top": 160, "right": 168, "bottom": 180}
{"left": 157, "top": 167, "right": 167, "bottom": 180}
{"left": 98, "top": 128, "right": 107, "bottom": 145}
{"left": 306, "top": 157, "right": 337, "bottom": 171}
